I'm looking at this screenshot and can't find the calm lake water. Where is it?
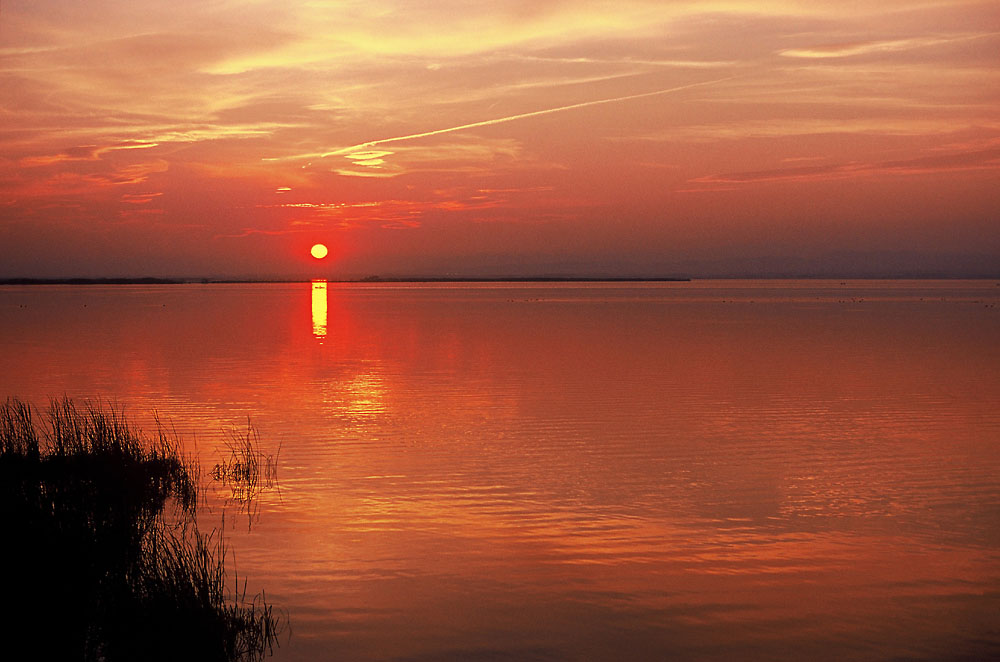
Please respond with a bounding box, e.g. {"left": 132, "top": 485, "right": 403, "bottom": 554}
{"left": 2, "top": 280, "right": 999, "bottom": 661}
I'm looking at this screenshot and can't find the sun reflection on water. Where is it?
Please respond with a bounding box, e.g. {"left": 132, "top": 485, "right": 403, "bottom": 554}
{"left": 311, "top": 279, "right": 327, "bottom": 339}
{"left": 345, "top": 371, "right": 387, "bottom": 416}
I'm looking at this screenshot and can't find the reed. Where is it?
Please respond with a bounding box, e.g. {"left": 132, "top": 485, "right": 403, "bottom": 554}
{"left": 212, "top": 420, "right": 280, "bottom": 527}
{"left": 0, "top": 397, "right": 283, "bottom": 661}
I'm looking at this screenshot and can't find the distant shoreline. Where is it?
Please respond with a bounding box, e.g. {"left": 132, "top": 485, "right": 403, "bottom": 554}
{"left": 0, "top": 276, "right": 692, "bottom": 285}
{"left": 0, "top": 277, "right": 190, "bottom": 285}
{"left": 3, "top": 275, "right": 999, "bottom": 285}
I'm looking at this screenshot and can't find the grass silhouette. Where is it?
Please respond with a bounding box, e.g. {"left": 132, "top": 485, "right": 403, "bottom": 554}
{"left": 212, "top": 420, "right": 281, "bottom": 529}
{"left": 0, "top": 398, "right": 282, "bottom": 661}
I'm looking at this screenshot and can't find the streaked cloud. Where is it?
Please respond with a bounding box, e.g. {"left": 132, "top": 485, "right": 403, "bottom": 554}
{"left": 316, "top": 76, "right": 734, "bottom": 158}
{"left": 779, "top": 32, "right": 1000, "bottom": 59}
{"left": 688, "top": 145, "right": 1000, "bottom": 187}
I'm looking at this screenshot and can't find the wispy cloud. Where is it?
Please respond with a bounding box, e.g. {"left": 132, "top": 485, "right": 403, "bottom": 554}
{"left": 18, "top": 141, "right": 160, "bottom": 168}
{"left": 687, "top": 146, "right": 1000, "bottom": 188}
{"left": 506, "top": 54, "right": 737, "bottom": 69}
{"left": 779, "top": 32, "right": 1000, "bottom": 59}
{"left": 286, "top": 76, "right": 735, "bottom": 162}
{"left": 121, "top": 192, "right": 164, "bottom": 205}
{"left": 625, "top": 118, "right": 1000, "bottom": 143}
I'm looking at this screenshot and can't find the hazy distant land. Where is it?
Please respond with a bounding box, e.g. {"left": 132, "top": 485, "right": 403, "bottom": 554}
{"left": 0, "top": 276, "right": 694, "bottom": 285}
{"left": 6, "top": 275, "right": 1000, "bottom": 285}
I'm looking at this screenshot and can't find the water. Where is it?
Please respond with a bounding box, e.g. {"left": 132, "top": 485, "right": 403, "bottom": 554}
{"left": 2, "top": 280, "right": 998, "bottom": 660}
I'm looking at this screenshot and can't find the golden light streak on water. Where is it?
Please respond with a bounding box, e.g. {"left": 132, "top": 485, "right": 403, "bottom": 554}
{"left": 311, "top": 279, "right": 327, "bottom": 338}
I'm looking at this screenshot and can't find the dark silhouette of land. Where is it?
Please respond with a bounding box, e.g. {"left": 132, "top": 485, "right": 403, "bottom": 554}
{"left": 0, "top": 398, "right": 282, "bottom": 661}
{"left": 0, "top": 276, "right": 691, "bottom": 285}
{"left": 350, "top": 275, "right": 691, "bottom": 283}
{"left": 0, "top": 277, "right": 187, "bottom": 285}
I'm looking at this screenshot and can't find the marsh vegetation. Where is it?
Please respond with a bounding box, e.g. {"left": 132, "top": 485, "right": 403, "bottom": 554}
{"left": 211, "top": 420, "right": 280, "bottom": 529}
{"left": 0, "top": 398, "right": 283, "bottom": 661}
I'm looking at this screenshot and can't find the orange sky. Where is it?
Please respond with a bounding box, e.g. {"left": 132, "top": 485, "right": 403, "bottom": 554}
{"left": 1, "top": 1, "right": 998, "bottom": 278}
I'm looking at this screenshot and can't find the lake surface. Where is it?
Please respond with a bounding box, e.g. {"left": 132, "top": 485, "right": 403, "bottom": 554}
{"left": 2, "top": 280, "right": 999, "bottom": 661}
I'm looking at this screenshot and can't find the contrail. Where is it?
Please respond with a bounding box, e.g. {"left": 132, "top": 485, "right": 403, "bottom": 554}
{"left": 325, "top": 76, "right": 734, "bottom": 157}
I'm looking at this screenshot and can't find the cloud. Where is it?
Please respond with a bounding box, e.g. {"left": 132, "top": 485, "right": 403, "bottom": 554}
{"left": 121, "top": 192, "right": 164, "bottom": 205}
{"left": 687, "top": 146, "right": 1000, "bottom": 187}
{"left": 205, "top": 0, "right": 672, "bottom": 70}
{"left": 309, "top": 76, "right": 735, "bottom": 159}
{"left": 627, "top": 118, "right": 1000, "bottom": 142}
{"left": 779, "top": 33, "right": 1000, "bottom": 59}
{"left": 17, "top": 141, "right": 160, "bottom": 168}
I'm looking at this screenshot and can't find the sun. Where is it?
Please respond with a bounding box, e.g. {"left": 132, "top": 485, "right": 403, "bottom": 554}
{"left": 310, "top": 243, "right": 329, "bottom": 259}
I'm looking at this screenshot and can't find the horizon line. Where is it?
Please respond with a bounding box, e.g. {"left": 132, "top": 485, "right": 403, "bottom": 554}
{"left": 3, "top": 274, "right": 999, "bottom": 285}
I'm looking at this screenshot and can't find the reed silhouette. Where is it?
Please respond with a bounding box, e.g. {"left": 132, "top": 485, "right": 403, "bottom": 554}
{"left": 0, "top": 398, "right": 282, "bottom": 661}
{"left": 212, "top": 420, "right": 281, "bottom": 530}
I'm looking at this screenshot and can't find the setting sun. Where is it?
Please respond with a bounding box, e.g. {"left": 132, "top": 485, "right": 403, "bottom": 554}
{"left": 310, "top": 243, "right": 329, "bottom": 259}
